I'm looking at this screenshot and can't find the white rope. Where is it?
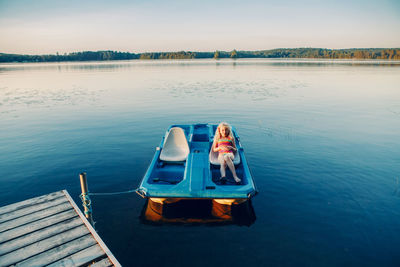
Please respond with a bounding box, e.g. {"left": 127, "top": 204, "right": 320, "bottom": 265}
{"left": 88, "top": 189, "right": 136, "bottom": 196}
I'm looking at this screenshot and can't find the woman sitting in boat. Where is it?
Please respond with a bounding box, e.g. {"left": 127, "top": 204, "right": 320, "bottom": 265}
{"left": 212, "top": 122, "right": 241, "bottom": 184}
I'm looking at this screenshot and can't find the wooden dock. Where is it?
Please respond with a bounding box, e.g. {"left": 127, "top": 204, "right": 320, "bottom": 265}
{"left": 0, "top": 190, "right": 121, "bottom": 266}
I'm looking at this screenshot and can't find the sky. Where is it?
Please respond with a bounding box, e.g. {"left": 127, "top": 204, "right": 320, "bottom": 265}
{"left": 0, "top": 0, "right": 399, "bottom": 54}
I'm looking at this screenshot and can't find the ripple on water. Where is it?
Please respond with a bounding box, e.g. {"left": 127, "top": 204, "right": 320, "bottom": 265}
{"left": 0, "top": 60, "right": 399, "bottom": 267}
{"left": 0, "top": 85, "right": 106, "bottom": 113}
{"left": 156, "top": 79, "right": 307, "bottom": 102}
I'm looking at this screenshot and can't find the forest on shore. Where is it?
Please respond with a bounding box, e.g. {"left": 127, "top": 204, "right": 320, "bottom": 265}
{"left": 1, "top": 48, "right": 399, "bottom": 62}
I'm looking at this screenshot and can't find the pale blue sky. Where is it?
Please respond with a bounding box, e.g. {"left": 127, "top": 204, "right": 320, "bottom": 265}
{"left": 0, "top": 0, "right": 399, "bottom": 54}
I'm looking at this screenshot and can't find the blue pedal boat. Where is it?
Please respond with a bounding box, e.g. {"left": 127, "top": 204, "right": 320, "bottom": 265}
{"left": 136, "top": 123, "right": 258, "bottom": 205}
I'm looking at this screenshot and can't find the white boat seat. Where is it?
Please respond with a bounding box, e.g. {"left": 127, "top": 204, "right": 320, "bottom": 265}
{"left": 209, "top": 149, "right": 240, "bottom": 165}
{"left": 160, "top": 127, "right": 190, "bottom": 162}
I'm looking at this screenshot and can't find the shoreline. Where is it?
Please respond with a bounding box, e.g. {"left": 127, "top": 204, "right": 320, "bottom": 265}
{"left": 1, "top": 48, "right": 400, "bottom": 63}
{"left": 1, "top": 57, "right": 400, "bottom": 67}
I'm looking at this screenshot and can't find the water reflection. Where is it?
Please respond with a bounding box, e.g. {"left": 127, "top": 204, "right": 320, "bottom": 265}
{"left": 140, "top": 199, "right": 256, "bottom": 226}
{"left": 1, "top": 58, "right": 399, "bottom": 73}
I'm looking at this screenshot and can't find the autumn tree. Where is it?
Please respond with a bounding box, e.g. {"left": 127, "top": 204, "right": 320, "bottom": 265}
{"left": 230, "top": 49, "right": 237, "bottom": 59}
{"left": 214, "top": 50, "right": 220, "bottom": 59}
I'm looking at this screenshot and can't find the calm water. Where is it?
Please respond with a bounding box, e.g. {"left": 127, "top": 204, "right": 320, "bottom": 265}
{"left": 1, "top": 59, "right": 400, "bottom": 266}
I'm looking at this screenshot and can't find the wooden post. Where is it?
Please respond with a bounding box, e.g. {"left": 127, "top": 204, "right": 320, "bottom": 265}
{"left": 79, "top": 172, "right": 94, "bottom": 225}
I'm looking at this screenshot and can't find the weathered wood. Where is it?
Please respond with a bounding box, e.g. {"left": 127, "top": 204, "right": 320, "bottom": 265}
{"left": 15, "top": 234, "right": 98, "bottom": 267}
{"left": 0, "top": 217, "right": 84, "bottom": 256}
{"left": 0, "top": 191, "right": 64, "bottom": 216}
{"left": 63, "top": 190, "right": 121, "bottom": 266}
{"left": 79, "top": 173, "right": 89, "bottom": 196}
{"left": 46, "top": 244, "right": 106, "bottom": 267}
{"left": 0, "top": 202, "right": 73, "bottom": 233}
{"left": 0, "top": 196, "right": 68, "bottom": 224}
{"left": 0, "top": 190, "right": 121, "bottom": 266}
{"left": 0, "top": 225, "right": 89, "bottom": 266}
{"left": 90, "top": 257, "right": 114, "bottom": 267}
{"left": 0, "top": 209, "right": 77, "bottom": 244}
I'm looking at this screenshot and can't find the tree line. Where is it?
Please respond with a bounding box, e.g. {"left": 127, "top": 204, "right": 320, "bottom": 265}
{"left": 0, "top": 51, "right": 139, "bottom": 63}
{"left": 1, "top": 48, "right": 399, "bottom": 62}
{"left": 237, "top": 48, "right": 400, "bottom": 60}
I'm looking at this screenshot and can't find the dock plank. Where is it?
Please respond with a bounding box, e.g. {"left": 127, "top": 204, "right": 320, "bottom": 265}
{"left": 0, "top": 196, "right": 68, "bottom": 224}
{"left": 0, "top": 224, "right": 89, "bottom": 266}
{"left": 0, "top": 202, "right": 73, "bottom": 233}
{"left": 0, "top": 209, "right": 77, "bottom": 244}
{"left": 90, "top": 257, "right": 114, "bottom": 267}
{"left": 0, "top": 191, "right": 64, "bottom": 216}
{"left": 16, "top": 234, "right": 98, "bottom": 267}
{"left": 63, "top": 190, "right": 121, "bottom": 266}
{"left": 47, "top": 244, "right": 106, "bottom": 267}
{"left": 0, "top": 190, "right": 121, "bottom": 266}
{"left": 0, "top": 217, "right": 83, "bottom": 256}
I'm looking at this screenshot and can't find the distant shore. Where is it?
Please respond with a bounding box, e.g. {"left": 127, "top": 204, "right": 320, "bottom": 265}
{"left": 1, "top": 48, "right": 399, "bottom": 63}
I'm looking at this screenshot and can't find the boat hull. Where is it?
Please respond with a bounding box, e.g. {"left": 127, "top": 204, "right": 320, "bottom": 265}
{"left": 141, "top": 198, "right": 256, "bottom": 225}
{"left": 149, "top": 197, "right": 248, "bottom": 205}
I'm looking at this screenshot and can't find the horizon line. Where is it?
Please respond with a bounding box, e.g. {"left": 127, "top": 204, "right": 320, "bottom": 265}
{"left": 2, "top": 47, "right": 400, "bottom": 56}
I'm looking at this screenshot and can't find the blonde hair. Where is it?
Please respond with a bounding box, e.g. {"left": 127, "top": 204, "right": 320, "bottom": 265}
{"left": 214, "top": 122, "right": 233, "bottom": 141}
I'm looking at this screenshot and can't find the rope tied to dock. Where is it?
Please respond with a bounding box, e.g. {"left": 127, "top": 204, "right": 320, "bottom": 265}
{"left": 79, "top": 192, "right": 92, "bottom": 215}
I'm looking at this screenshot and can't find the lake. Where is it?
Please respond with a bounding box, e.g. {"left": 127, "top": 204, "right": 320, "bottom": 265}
{"left": 1, "top": 58, "right": 400, "bottom": 266}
